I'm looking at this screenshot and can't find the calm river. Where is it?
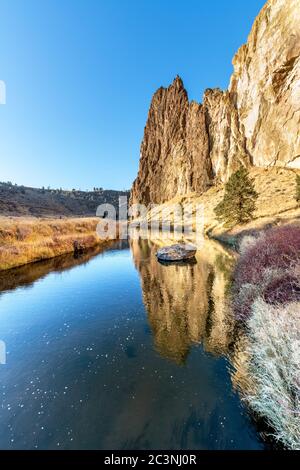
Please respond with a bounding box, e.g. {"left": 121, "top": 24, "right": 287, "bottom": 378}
{"left": 0, "top": 237, "right": 266, "bottom": 449}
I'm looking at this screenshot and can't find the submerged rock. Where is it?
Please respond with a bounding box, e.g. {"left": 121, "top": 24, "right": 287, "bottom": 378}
{"left": 156, "top": 243, "right": 197, "bottom": 262}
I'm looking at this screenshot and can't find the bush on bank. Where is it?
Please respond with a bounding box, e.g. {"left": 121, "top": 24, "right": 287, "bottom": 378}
{"left": 232, "top": 225, "right": 300, "bottom": 320}
{"left": 232, "top": 225, "right": 300, "bottom": 449}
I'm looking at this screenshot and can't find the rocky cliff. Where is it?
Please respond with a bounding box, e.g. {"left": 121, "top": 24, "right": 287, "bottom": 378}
{"left": 131, "top": 76, "right": 212, "bottom": 206}
{"left": 131, "top": 0, "right": 300, "bottom": 206}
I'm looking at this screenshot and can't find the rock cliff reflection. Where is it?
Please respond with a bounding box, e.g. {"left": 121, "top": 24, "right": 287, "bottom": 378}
{"left": 0, "top": 237, "right": 265, "bottom": 449}
{"left": 130, "top": 235, "right": 237, "bottom": 364}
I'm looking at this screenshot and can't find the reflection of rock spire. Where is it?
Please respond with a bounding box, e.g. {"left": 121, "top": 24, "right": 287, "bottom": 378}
{"left": 130, "top": 237, "right": 236, "bottom": 364}
{"left": 203, "top": 252, "right": 235, "bottom": 355}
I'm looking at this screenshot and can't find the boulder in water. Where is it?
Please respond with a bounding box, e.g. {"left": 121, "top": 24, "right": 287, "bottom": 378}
{"left": 156, "top": 243, "right": 197, "bottom": 262}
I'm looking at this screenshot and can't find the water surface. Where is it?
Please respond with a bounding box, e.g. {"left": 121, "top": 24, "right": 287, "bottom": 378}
{"left": 0, "top": 238, "right": 265, "bottom": 449}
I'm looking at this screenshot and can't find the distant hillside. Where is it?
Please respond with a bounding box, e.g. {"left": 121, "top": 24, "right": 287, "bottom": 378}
{"left": 0, "top": 182, "right": 129, "bottom": 217}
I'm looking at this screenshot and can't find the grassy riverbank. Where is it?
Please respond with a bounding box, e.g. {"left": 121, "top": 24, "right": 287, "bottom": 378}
{"left": 231, "top": 224, "right": 300, "bottom": 449}
{"left": 0, "top": 216, "right": 107, "bottom": 271}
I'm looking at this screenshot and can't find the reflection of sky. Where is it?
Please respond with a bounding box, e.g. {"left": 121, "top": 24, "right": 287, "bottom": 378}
{"left": 0, "top": 245, "right": 264, "bottom": 449}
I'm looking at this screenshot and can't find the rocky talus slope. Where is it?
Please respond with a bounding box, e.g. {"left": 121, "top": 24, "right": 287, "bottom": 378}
{"left": 131, "top": 0, "right": 300, "bottom": 206}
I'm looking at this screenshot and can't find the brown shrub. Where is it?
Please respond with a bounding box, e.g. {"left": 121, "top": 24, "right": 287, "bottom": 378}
{"left": 232, "top": 225, "right": 300, "bottom": 320}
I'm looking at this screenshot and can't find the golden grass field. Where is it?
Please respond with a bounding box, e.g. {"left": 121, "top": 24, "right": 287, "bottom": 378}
{"left": 0, "top": 216, "right": 106, "bottom": 271}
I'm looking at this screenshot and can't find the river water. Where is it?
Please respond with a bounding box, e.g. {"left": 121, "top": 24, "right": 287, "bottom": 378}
{"left": 0, "top": 237, "right": 266, "bottom": 449}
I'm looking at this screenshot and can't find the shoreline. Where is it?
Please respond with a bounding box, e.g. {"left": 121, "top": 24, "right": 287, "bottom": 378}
{"left": 0, "top": 216, "right": 113, "bottom": 271}
{"left": 1, "top": 213, "right": 296, "bottom": 272}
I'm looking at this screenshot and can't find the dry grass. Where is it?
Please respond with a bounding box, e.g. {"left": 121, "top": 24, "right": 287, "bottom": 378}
{"left": 140, "top": 167, "right": 300, "bottom": 239}
{"left": 0, "top": 244, "right": 109, "bottom": 293}
{"left": 0, "top": 216, "right": 107, "bottom": 270}
{"left": 246, "top": 299, "right": 300, "bottom": 450}
{"left": 231, "top": 225, "right": 300, "bottom": 449}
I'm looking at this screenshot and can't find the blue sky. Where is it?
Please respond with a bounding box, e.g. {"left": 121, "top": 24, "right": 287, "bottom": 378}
{"left": 0, "top": 0, "right": 265, "bottom": 191}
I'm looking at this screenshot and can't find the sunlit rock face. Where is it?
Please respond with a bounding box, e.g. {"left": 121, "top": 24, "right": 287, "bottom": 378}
{"left": 131, "top": 0, "right": 300, "bottom": 206}
{"left": 229, "top": 0, "right": 300, "bottom": 168}
{"left": 130, "top": 236, "right": 235, "bottom": 364}
{"left": 203, "top": 89, "right": 250, "bottom": 182}
{"left": 130, "top": 77, "right": 212, "bottom": 206}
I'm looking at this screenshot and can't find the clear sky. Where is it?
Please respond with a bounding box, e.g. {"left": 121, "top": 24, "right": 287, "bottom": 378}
{"left": 0, "top": 0, "right": 266, "bottom": 191}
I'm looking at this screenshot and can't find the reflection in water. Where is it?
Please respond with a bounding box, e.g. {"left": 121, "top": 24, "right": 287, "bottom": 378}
{"left": 0, "top": 241, "right": 122, "bottom": 294}
{"left": 0, "top": 235, "right": 266, "bottom": 449}
{"left": 130, "top": 235, "right": 272, "bottom": 445}
{"left": 130, "top": 235, "right": 237, "bottom": 364}
{"left": 230, "top": 331, "right": 254, "bottom": 395}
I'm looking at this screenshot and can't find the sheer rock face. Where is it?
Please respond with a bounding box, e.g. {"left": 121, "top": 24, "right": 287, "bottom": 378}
{"left": 130, "top": 77, "right": 212, "bottom": 205}
{"left": 229, "top": 0, "right": 300, "bottom": 168}
{"left": 203, "top": 89, "right": 250, "bottom": 182}
{"left": 131, "top": 0, "right": 300, "bottom": 206}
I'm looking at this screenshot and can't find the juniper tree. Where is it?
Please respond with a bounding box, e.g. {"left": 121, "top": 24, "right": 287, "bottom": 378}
{"left": 214, "top": 166, "right": 258, "bottom": 227}
{"left": 295, "top": 174, "right": 300, "bottom": 204}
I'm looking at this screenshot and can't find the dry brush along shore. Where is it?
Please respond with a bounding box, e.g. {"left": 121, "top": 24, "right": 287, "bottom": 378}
{"left": 0, "top": 216, "right": 114, "bottom": 271}
{"left": 231, "top": 225, "right": 300, "bottom": 449}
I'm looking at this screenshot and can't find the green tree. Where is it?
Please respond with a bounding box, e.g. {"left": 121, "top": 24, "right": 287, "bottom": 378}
{"left": 295, "top": 174, "right": 300, "bottom": 204}
{"left": 214, "top": 166, "right": 258, "bottom": 227}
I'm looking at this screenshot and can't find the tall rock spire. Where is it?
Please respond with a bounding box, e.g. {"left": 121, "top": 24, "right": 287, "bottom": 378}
{"left": 130, "top": 77, "right": 212, "bottom": 205}
{"left": 131, "top": 0, "right": 300, "bottom": 206}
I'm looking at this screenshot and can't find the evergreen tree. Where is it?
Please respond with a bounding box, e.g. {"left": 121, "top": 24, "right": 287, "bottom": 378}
{"left": 295, "top": 174, "right": 300, "bottom": 204}
{"left": 214, "top": 166, "right": 258, "bottom": 227}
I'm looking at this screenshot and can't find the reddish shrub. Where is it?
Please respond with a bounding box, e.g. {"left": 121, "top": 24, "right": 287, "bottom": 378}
{"left": 232, "top": 225, "right": 300, "bottom": 320}
{"left": 234, "top": 225, "right": 300, "bottom": 287}
{"left": 263, "top": 275, "right": 300, "bottom": 305}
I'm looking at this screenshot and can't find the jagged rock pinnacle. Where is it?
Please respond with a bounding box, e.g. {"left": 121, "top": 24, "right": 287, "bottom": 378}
{"left": 131, "top": 0, "right": 300, "bottom": 206}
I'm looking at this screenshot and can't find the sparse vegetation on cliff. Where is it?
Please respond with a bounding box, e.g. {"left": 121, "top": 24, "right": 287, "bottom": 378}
{"left": 131, "top": 0, "right": 300, "bottom": 208}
